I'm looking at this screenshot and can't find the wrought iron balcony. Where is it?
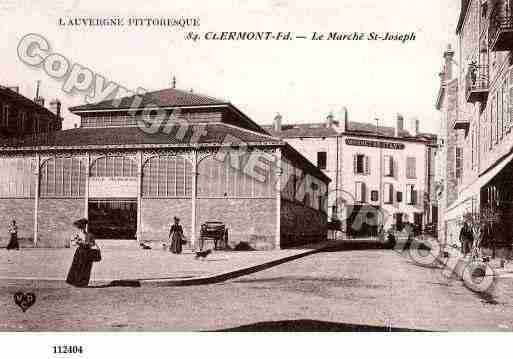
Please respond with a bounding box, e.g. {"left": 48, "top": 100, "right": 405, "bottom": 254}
{"left": 465, "top": 65, "right": 489, "bottom": 104}
{"left": 489, "top": 2, "right": 513, "bottom": 51}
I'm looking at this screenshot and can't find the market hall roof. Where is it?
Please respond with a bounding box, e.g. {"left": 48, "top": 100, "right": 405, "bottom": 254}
{"left": 69, "top": 87, "right": 270, "bottom": 136}
{"left": 69, "top": 88, "right": 229, "bottom": 112}
{"left": 0, "top": 123, "right": 282, "bottom": 148}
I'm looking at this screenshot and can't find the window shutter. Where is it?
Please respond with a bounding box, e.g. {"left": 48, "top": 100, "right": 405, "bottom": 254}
{"left": 365, "top": 156, "right": 370, "bottom": 175}
{"left": 356, "top": 182, "right": 366, "bottom": 202}
{"left": 384, "top": 156, "right": 390, "bottom": 177}
{"left": 389, "top": 157, "right": 394, "bottom": 177}
{"left": 385, "top": 183, "right": 393, "bottom": 204}
{"left": 353, "top": 154, "right": 357, "bottom": 174}
{"left": 406, "top": 185, "right": 412, "bottom": 204}
{"left": 406, "top": 157, "right": 416, "bottom": 178}
{"left": 412, "top": 190, "right": 418, "bottom": 205}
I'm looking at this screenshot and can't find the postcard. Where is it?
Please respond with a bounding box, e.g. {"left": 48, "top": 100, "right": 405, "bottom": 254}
{"left": 1, "top": 0, "right": 512, "bottom": 357}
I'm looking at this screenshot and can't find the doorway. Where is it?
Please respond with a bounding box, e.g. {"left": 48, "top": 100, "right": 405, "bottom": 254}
{"left": 414, "top": 213, "right": 423, "bottom": 236}
{"left": 394, "top": 213, "right": 404, "bottom": 231}
{"left": 88, "top": 199, "right": 137, "bottom": 239}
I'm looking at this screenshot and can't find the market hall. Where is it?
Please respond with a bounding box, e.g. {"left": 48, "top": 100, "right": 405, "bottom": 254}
{"left": 0, "top": 87, "right": 329, "bottom": 250}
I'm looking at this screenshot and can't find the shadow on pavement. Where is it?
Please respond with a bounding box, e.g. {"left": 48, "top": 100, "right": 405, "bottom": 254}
{"left": 90, "top": 280, "right": 141, "bottom": 288}
{"left": 216, "top": 319, "right": 426, "bottom": 332}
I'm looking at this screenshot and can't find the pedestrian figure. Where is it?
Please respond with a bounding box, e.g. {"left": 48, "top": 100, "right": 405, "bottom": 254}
{"left": 403, "top": 220, "right": 414, "bottom": 246}
{"left": 169, "top": 217, "right": 184, "bottom": 254}
{"left": 66, "top": 218, "right": 97, "bottom": 287}
{"left": 6, "top": 220, "right": 19, "bottom": 250}
{"left": 459, "top": 222, "right": 473, "bottom": 256}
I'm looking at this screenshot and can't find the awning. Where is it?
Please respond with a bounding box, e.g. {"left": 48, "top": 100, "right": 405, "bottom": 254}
{"left": 446, "top": 149, "right": 513, "bottom": 218}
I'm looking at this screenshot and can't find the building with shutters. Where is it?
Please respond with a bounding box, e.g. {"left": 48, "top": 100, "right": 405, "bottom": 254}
{"left": 264, "top": 111, "right": 437, "bottom": 238}
{"left": 0, "top": 87, "right": 330, "bottom": 250}
{"left": 435, "top": 0, "right": 513, "bottom": 249}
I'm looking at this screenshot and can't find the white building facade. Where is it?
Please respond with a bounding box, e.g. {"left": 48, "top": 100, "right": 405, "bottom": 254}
{"left": 264, "top": 111, "right": 437, "bottom": 238}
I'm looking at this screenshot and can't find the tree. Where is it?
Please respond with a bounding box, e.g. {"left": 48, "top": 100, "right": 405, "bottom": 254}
{"left": 460, "top": 205, "right": 501, "bottom": 259}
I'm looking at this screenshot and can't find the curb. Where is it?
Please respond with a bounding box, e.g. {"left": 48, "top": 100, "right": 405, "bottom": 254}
{"left": 0, "top": 247, "right": 326, "bottom": 288}
{"left": 0, "top": 239, "right": 389, "bottom": 288}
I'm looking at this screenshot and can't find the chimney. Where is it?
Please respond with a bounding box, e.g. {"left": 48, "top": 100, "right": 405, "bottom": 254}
{"left": 34, "top": 97, "right": 45, "bottom": 107}
{"left": 410, "top": 117, "right": 419, "bottom": 137}
{"left": 337, "top": 106, "right": 348, "bottom": 133}
{"left": 49, "top": 99, "right": 61, "bottom": 118}
{"left": 326, "top": 111, "right": 334, "bottom": 128}
{"left": 395, "top": 113, "right": 404, "bottom": 137}
{"left": 172, "top": 76, "right": 176, "bottom": 89}
{"left": 443, "top": 44, "right": 455, "bottom": 82}
{"left": 273, "top": 113, "right": 282, "bottom": 132}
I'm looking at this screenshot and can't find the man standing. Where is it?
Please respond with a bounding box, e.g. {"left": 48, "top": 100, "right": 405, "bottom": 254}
{"left": 459, "top": 222, "right": 473, "bottom": 256}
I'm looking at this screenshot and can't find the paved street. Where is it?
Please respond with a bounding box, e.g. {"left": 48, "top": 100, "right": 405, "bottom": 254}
{"left": 0, "top": 244, "right": 319, "bottom": 283}
{"left": 2, "top": 248, "right": 513, "bottom": 331}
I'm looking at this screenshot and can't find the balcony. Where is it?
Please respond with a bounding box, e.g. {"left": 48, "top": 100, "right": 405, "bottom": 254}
{"left": 489, "top": 3, "right": 513, "bottom": 52}
{"left": 465, "top": 65, "right": 489, "bottom": 104}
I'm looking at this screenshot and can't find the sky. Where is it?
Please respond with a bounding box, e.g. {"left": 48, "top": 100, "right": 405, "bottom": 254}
{"left": 0, "top": 0, "right": 460, "bottom": 135}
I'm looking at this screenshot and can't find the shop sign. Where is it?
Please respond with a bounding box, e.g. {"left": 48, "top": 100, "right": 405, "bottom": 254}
{"left": 89, "top": 177, "right": 138, "bottom": 198}
{"left": 345, "top": 138, "right": 405, "bottom": 150}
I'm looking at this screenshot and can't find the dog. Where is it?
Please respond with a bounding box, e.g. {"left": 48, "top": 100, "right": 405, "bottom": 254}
{"left": 195, "top": 249, "right": 212, "bottom": 260}
{"left": 140, "top": 242, "right": 152, "bottom": 250}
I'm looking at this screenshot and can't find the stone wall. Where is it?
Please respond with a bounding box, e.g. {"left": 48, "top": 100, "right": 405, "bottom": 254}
{"left": 0, "top": 199, "right": 34, "bottom": 247}
{"left": 280, "top": 199, "right": 327, "bottom": 248}
{"left": 140, "top": 198, "right": 192, "bottom": 243}
{"left": 197, "top": 198, "right": 277, "bottom": 250}
{"left": 38, "top": 199, "right": 84, "bottom": 247}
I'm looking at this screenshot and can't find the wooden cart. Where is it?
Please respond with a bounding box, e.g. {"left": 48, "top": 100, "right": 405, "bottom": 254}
{"left": 199, "top": 221, "right": 228, "bottom": 250}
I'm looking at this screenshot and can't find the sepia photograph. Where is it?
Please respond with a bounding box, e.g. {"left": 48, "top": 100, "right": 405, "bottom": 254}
{"left": 1, "top": 0, "right": 513, "bottom": 355}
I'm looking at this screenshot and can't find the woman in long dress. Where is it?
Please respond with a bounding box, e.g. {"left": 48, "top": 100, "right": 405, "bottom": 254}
{"left": 169, "top": 217, "right": 184, "bottom": 254}
{"left": 66, "top": 218, "right": 96, "bottom": 287}
{"left": 6, "top": 220, "right": 19, "bottom": 250}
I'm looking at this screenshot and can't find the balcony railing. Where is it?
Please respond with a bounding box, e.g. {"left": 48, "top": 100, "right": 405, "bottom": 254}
{"left": 489, "top": 2, "right": 513, "bottom": 51}
{"left": 465, "top": 65, "right": 489, "bottom": 104}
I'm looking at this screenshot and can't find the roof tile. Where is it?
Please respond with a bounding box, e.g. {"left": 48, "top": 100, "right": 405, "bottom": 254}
{"left": 69, "top": 88, "right": 227, "bottom": 112}
{"left": 0, "top": 123, "right": 281, "bottom": 148}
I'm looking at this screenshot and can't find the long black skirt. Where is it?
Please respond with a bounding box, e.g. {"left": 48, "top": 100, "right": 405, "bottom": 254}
{"left": 170, "top": 232, "right": 182, "bottom": 254}
{"left": 6, "top": 233, "right": 19, "bottom": 250}
{"left": 66, "top": 246, "right": 93, "bottom": 287}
